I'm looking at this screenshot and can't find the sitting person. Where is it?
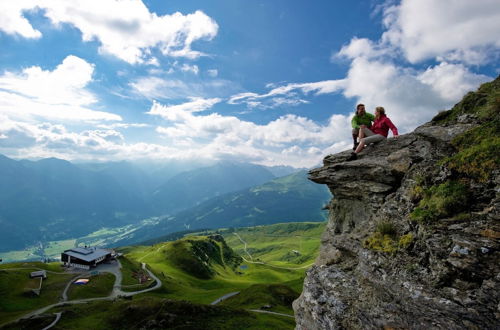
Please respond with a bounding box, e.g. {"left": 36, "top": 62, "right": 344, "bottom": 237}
{"left": 351, "top": 103, "right": 374, "bottom": 150}
{"left": 348, "top": 106, "right": 398, "bottom": 160}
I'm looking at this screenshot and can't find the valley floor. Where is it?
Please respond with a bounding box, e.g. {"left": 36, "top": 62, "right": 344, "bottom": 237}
{"left": 0, "top": 222, "right": 325, "bottom": 329}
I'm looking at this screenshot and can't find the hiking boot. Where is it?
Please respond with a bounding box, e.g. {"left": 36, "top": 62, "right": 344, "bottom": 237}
{"left": 347, "top": 152, "right": 357, "bottom": 161}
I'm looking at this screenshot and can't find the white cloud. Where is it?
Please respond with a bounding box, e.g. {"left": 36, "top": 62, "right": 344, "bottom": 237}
{"left": 0, "top": 55, "right": 121, "bottom": 122}
{"left": 0, "top": 1, "right": 42, "bottom": 39}
{"left": 130, "top": 75, "right": 240, "bottom": 100}
{"left": 207, "top": 69, "right": 218, "bottom": 77}
{"left": 180, "top": 64, "right": 199, "bottom": 75}
{"left": 336, "top": 37, "right": 388, "bottom": 60}
{"left": 0, "top": 1, "right": 219, "bottom": 64}
{"left": 228, "top": 80, "right": 345, "bottom": 109}
{"left": 129, "top": 77, "right": 190, "bottom": 99}
{"left": 418, "top": 62, "right": 491, "bottom": 102}
{"left": 147, "top": 97, "right": 222, "bottom": 121}
{"left": 150, "top": 100, "right": 352, "bottom": 167}
{"left": 382, "top": 0, "right": 500, "bottom": 64}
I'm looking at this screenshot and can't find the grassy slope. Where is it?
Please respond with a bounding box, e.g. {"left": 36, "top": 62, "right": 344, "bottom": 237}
{"left": 1, "top": 222, "right": 325, "bottom": 329}
{"left": 124, "top": 222, "right": 325, "bottom": 309}
{"left": 66, "top": 273, "right": 115, "bottom": 300}
{"left": 4, "top": 297, "right": 295, "bottom": 330}
{"left": 0, "top": 262, "right": 73, "bottom": 324}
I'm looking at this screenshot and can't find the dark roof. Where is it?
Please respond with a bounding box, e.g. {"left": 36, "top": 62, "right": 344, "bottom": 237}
{"left": 63, "top": 247, "right": 110, "bottom": 262}
{"left": 30, "top": 270, "right": 46, "bottom": 277}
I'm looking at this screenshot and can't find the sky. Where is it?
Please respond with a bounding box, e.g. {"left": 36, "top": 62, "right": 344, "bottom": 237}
{"left": 0, "top": 0, "right": 499, "bottom": 168}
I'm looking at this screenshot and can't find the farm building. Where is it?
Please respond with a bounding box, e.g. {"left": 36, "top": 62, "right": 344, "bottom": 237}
{"left": 61, "top": 247, "right": 112, "bottom": 270}
{"left": 30, "top": 270, "right": 47, "bottom": 279}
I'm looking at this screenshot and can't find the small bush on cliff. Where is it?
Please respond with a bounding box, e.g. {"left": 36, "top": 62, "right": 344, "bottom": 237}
{"left": 364, "top": 233, "right": 398, "bottom": 253}
{"left": 376, "top": 221, "right": 397, "bottom": 236}
{"left": 364, "top": 222, "right": 413, "bottom": 253}
{"left": 398, "top": 234, "right": 414, "bottom": 249}
{"left": 443, "top": 118, "right": 500, "bottom": 182}
{"left": 410, "top": 180, "right": 469, "bottom": 223}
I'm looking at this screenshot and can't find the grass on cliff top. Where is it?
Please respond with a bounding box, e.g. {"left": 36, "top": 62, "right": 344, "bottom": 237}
{"left": 432, "top": 75, "right": 500, "bottom": 124}
{"left": 431, "top": 76, "right": 500, "bottom": 182}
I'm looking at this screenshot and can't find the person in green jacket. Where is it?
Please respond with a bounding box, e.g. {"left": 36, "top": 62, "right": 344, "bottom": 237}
{"left": 351, "top": 103, "right": 374, "bottom": 150}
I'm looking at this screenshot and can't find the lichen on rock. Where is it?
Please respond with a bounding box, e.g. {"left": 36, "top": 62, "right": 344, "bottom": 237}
{"left": 293, "top": 76, "right": 500, "bottom": 329}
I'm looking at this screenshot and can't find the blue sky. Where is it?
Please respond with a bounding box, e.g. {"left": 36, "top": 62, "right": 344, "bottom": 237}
{"left": 0, "top": 0, "right": 498, "bottom": 167}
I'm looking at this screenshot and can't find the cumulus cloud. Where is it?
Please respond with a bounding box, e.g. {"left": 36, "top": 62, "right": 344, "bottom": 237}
{"left": 336, "top": 37, "right": 388, "bottom": 60}
{"left": 149, "top": 100, "right": 352, "bottom": 167}
{"left": 0, "top": 55, "right": 121, "bottom": 122}
{"left": 0, "top": 116, "right": 177, "bottom": 162}
{"left": 418, "top": 62, "right": 492, "bottom": 102}
{"left": 0, "top": 0, "right": 219, "bottom": 64}
{"left": 0, "top": 1, "right": 42, "bottom": 39}
{"left": 381, "top": 0, "right": 500, "bottom": 64}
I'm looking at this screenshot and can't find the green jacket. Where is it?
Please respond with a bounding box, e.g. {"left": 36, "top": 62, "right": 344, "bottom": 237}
{"left": 351, "top": 112, "right": 375, "bottom": 129}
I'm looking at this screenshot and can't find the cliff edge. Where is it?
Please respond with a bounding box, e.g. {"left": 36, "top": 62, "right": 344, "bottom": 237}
{"left": 293, "top": 76, "right": 500, "bottom": 329}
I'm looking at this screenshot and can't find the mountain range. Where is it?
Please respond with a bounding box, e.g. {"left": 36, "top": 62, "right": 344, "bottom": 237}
{"left": 0, "top": 155, "right": 327, "bottom": 253}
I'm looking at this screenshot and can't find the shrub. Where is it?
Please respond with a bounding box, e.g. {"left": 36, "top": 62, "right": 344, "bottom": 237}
{"left": 398, "top": 234, "right": 414, "bottom": 249}
{"left": 363, "top": 233, "right": 398, "bottom": 253}
{"left": 444, "top": 136, "right": 500, "bottom": 182}
{"left": 410, "top": 180, "right": 469, "bottom": 223}
{"left": 376, "top": 222, "right": 397, "bottom": 236}
{"left": 409, "top": 184, "right": 424, "bottom": 202}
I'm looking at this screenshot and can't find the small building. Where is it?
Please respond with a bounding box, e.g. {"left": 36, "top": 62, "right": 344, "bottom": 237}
{"left": 30, "top": 270, "right": 47, "bottom": 279}
{"left": 61, "top": 247, "right": 112, "bottom": 270}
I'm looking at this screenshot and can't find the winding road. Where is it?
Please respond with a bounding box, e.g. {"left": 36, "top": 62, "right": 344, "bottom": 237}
{"left": 3, "top": 260, "right": 163, "bottom": 329}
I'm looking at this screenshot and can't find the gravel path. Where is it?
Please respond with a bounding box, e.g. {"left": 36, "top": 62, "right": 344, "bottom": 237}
{"left": 210, "top": 291, "right": 240, "bottom": 305}
{"left": 4, "top": 260, "right": 162, "bottom": 328}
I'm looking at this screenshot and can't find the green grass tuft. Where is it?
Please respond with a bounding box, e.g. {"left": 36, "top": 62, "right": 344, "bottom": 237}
{"left": 410, "top": 180, "right": 469, "bottom": 223}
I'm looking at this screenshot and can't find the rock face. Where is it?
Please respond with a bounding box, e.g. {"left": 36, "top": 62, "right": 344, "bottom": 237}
{"left": 293, "top": 79, "right": 500, "bottom": 329}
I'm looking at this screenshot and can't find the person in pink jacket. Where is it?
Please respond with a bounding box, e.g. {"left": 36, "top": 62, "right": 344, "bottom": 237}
{"left": 348, "top": 106, "right": 398, "bottom": 160}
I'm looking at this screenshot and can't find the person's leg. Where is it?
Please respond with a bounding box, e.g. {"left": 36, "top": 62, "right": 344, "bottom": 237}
{"left": 356, "top": 128, "right": 374, "bottom": 151}
{"left": 349, "top": 134, "right": 385, "bottom": 160}
{"left": 355, "top": 138, "right": 365, "bottom": 153}
{"left": 362, "top": 134, "right": 385, "bottom": 145}
{"left": 351, "top": 128, "right": 359, "bottom": 150}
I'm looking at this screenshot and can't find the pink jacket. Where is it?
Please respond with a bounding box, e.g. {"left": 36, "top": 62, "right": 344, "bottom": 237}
{"left": 371, "top": 115, "right": 398, "bottom": 137}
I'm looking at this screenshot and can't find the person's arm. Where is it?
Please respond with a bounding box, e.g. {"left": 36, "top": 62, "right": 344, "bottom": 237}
{"left": 385, "top": 117, "right": 398, "bottom": 136}
{"left": 351, "top": 115, "right": 359, "bottom": 129}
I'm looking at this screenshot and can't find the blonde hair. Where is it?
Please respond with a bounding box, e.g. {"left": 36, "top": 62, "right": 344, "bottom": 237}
{"left": 375, "top": 106, "right": 385, "bottom": 115}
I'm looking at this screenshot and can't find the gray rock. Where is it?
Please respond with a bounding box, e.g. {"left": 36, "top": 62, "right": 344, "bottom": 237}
{"left": 294, "top": 118, "right": 500, "bottom": 329}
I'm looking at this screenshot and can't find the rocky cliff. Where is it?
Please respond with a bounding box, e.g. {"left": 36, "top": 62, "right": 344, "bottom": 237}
{"left": 293, "top": 77, "right": 500, "bottom": 329}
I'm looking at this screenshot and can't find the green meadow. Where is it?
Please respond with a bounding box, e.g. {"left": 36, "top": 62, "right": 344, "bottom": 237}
{"left": 1, "top": 222, "right": 325, "bottom": 329}
{"left": 67, "top": 273, "right": 116, "bottom": 300}
{"left": 0, "top": 262, "right": 73, "bottom": 325}
{"left": 123, "top": 222, "right": 325, "bottom": 310}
